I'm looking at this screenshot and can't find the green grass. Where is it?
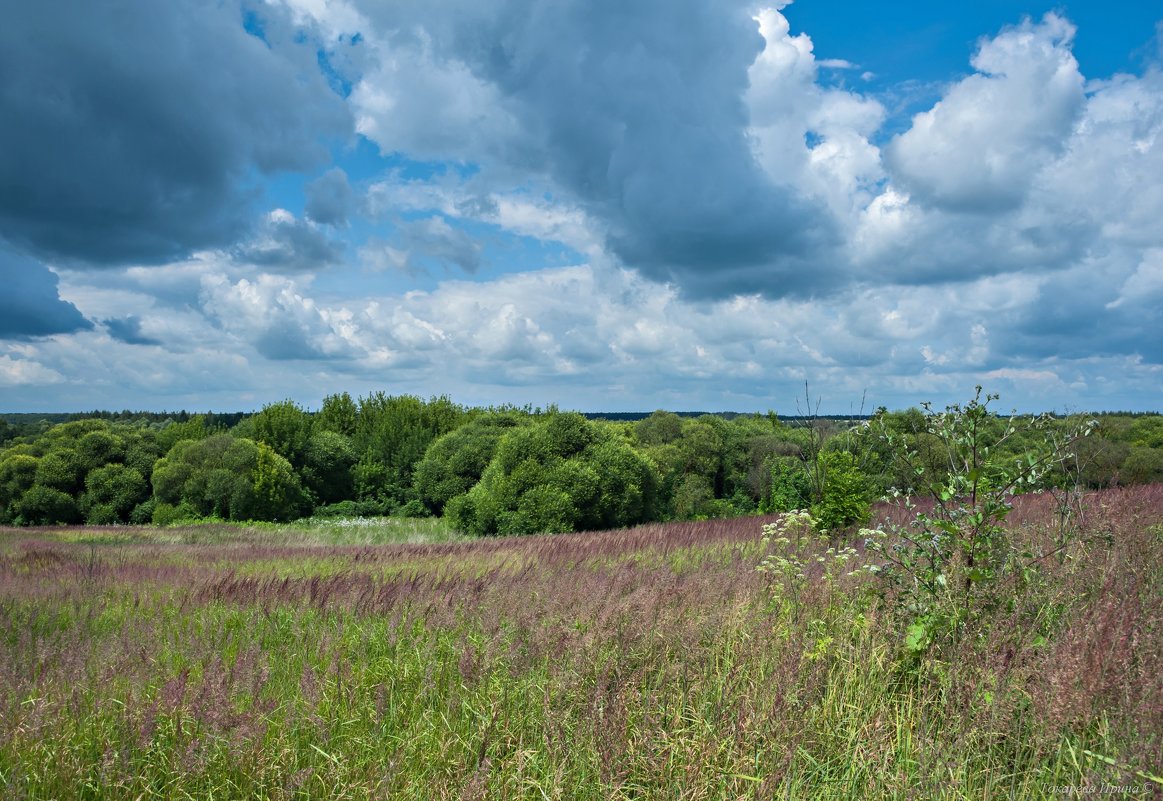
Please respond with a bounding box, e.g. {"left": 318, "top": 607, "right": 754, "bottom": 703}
{"left": 253, "top": 515, "right": 463, "bottom": 546}
{"left": 0, "top": 490, "right": 1160, "bottom": 799}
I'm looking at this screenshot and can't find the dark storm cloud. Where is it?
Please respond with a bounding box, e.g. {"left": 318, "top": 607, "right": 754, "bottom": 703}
{"left": 0, "top": 246, "right": 92, "bottom": 339}
{"left": 474, "top": 0, "right": 836, "bottom": 295}
{"left": 234, "top": 214, "right": 346, "bottom": 272}
{"left": 254, "top": 321, "right": 329, "bottom": 361}
{"left": 0, "top": 0, "right": 350, "bottom": 267}
{"left": 355, "top": 0, "right": 837, "bottom": 298}
{"left": 305, "top": 168, "right": 357, "bottom": 227}
{"left": 103, "top": 316, "right": 161, "bottom": 346}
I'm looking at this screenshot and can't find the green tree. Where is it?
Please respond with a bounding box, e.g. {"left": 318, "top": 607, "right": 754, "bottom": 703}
{"left": 1122, "top": 447, "right": 1163, "bottom": 485}
{"left": 413, "top": 413, "right": 523, "bottom": 515}
{"left": 152, "top": 434, "right": 308, "bottom": 522}
{"left": 1069, "top": 435, "right": 1129, "bottom": 488}
{"left": 0, "top": 454, "right": 39, "bottom": 523}
{"left": 634, "top": 410, "right": 683, "bottom": 446}
{"left": 588, "top": 438, "right": 660, "bottom": 528}
{"left": 448, "top": 412, "right": 657, "bottom": 536}
{"left": 353, "top": 394, "right": 466, "bottom": 510}
{"left": 809, "top": 450, "right": 871, "bottom": 531}
{"left": 675, "top": 420, "right": 723, "bottom": 482}
{"left": 245, "top": 441, "right": 311, "bottom": 521}
{"left": 302, "top": 430, "right": 357, "bottom": 506}
{"left": 156, "top": 415, "right": 212, "bottom": 454}
{"left": 745, "top": 435, "right": 799, "bottom": 505}
{"left": 247, "top": 400, "right": 313, "bottom": 470}
{"left": 81, "top": 464, "right": 148, "bottom": 524}
{"left": 16, "top": 485, "right": 82, "bottom": 525}
{"left": 761, "top": 456, "right": 811, "bottom": 514}
{"left": 34, "top": 449, "right": 86, "bottom": 495}
{"left": 1125, "top": 416, "right": 1163, "bottom": 449}
{"left": 315, "top": 392, "right": 358, "bottom": 437}
{"left": 672, "top": 474, "right": 715, "bottom": 519}
{"left": 76, "top": 429, "right": 125, "bottom": 472}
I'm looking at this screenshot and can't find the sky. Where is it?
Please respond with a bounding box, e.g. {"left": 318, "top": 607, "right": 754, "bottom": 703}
{"left": 1, "top": 1, "right": 1162, "bottom": 415}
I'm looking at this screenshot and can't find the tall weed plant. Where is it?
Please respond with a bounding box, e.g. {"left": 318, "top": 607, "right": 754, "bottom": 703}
{"left": 862, "top": 387, "right": 1097, "bottom": 655}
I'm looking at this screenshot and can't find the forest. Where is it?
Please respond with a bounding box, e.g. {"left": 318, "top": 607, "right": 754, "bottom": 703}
{"left": 2, "top": 392, "right": 1161, "bottom": 532}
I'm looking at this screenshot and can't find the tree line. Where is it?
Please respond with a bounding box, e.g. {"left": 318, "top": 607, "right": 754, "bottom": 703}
{"left": 1, "top": 394, "right": 1161, "bottom": 532}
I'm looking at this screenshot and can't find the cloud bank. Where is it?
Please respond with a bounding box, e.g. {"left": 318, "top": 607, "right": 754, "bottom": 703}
{"left": 1, "top": 3, "right": 1161, "bottom": 413}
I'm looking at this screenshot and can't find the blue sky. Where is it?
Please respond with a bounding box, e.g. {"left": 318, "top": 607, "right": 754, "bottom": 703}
{"left": 1, "top": 1, "right": 1161, "bottom": 414}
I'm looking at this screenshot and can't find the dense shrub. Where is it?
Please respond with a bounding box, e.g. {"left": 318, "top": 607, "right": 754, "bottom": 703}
{"left": 16, "top": 485, "right": 82, "bottom": 525}
{"left": 810, "top": 450, "right": 871, "bottom": 530}
{"left": 448, "top": 412, "right": 659, "bottom": 535}
{"left": 152, "top": 434, "right": 309, "bottom": 522}
{"left": 81, "top": 464, "right": 149, "bottom": 524}
{"left": 413, "top": 413, "right": 523, "bottom": 515}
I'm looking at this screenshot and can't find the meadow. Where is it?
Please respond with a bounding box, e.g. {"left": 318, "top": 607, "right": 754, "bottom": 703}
{"left": 1, "top": 487, "right": 1160, "bottom": 800}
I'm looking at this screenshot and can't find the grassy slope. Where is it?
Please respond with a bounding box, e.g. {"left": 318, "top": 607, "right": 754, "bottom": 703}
{"left": 0, "top": 488, "right": 1160, "bottom": 800}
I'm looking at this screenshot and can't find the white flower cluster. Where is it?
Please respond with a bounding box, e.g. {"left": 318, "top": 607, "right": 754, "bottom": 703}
{"left": 758, "top": 510, "right": 867, "bottom": 581}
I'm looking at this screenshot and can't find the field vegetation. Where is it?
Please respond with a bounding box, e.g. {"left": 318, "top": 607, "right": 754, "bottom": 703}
{"left": 1, "top": 483, "right": 1161, "bottom": 798}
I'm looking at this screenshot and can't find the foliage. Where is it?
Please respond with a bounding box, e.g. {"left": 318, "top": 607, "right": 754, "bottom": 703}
{"left": 413, "top": 413, "right": 523, "bottom": 515}
{"left": 314, "top": 391, "right": 359, "bottom": 437}
{"left": 34, "top": 449, "right": 86, "bottom": 495}
{"left": 151, "top": 434, "right": 309, "bottom": 522}
{"left": 809, "top": 450, "right": 872, "bottom": 531}
{"left": 150, "top": 500, "right": 201, "bottom": 526}
{"left": 1, "top": 395, "right": 1161, "bottom": 530}
{"left": 352, "top": 393, "right": 466, "bottom": 510}
{"left": 448, "top": 412, "right": 658, "bottom": 535}
{"left": 76, "top": 429, "right": 126, "bottom": 471}
{"left": 80, "top": 463, "right": 149, "bottom": 524}
{"left": 761, "top": 455, "right": 811, "bottom": 514}
{"left": 671, "top": 474, "right": 716, "bottom": 519}
{"left": 301, "top": 430, "right": 357, "bottom": 506}
{"left": 3, "top": 487, "right": 1160, "bottom": 797}
{"left": 0, "top": 454, "right": 39, "bottom": 523}
{"left": 155, "top": 415, "right": 212, "bottom": 454}
{"left": 1070, "top": 434, "right": 1130, "bottom": 488}
{"left": 15, "top": 484, "right": 82, "bottom": 525}
{"left": 634, "top": 410, "right": 684, "bottom": 445}
{"left": 310, "top": 499, "right": 393, "bottom": 518}
{"left": 1122, "top": 447, "right": 1163, "bottom": 485}
{"left": 245, "top": 399, "right": 313, "bottom": 470}
{"left": 862, "top": 388, "right": 1096, "bottom": 654}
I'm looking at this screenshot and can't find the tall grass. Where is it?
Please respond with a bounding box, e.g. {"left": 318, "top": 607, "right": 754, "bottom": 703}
{"left": 0, "top": 488, "right": 1160, "bottom": 799}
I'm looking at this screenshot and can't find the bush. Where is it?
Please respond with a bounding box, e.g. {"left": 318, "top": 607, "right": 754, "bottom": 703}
{"left": 810, "top": 450, "right": 871, "bottom": 531}
{"left": 151, "top": 501, "right": 201, "bottom": 526}
{"left": 313, "top": 500, "right": 392, "bottom": 518}
{"left": 397, "top": 499, "right": 429, "bottom": 518}
{"left": 448, "top": 412, "right": 658, "bottom": 536}
{"left": 863, "top": 388, "right": 1095, "bottom": 655}
{"left": 129, "top": 498, "right": 156, "bottom": 525}
{"left": 761, "top": 456, "right": 811, "bottom": 514}
{"left": 16, "top": 485, "right": 82, "bottom": 525}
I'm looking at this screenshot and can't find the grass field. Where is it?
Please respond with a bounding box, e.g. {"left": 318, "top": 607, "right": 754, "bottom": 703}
{"left": 1, "top": 487, "right": 1161, "bottom": 799}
